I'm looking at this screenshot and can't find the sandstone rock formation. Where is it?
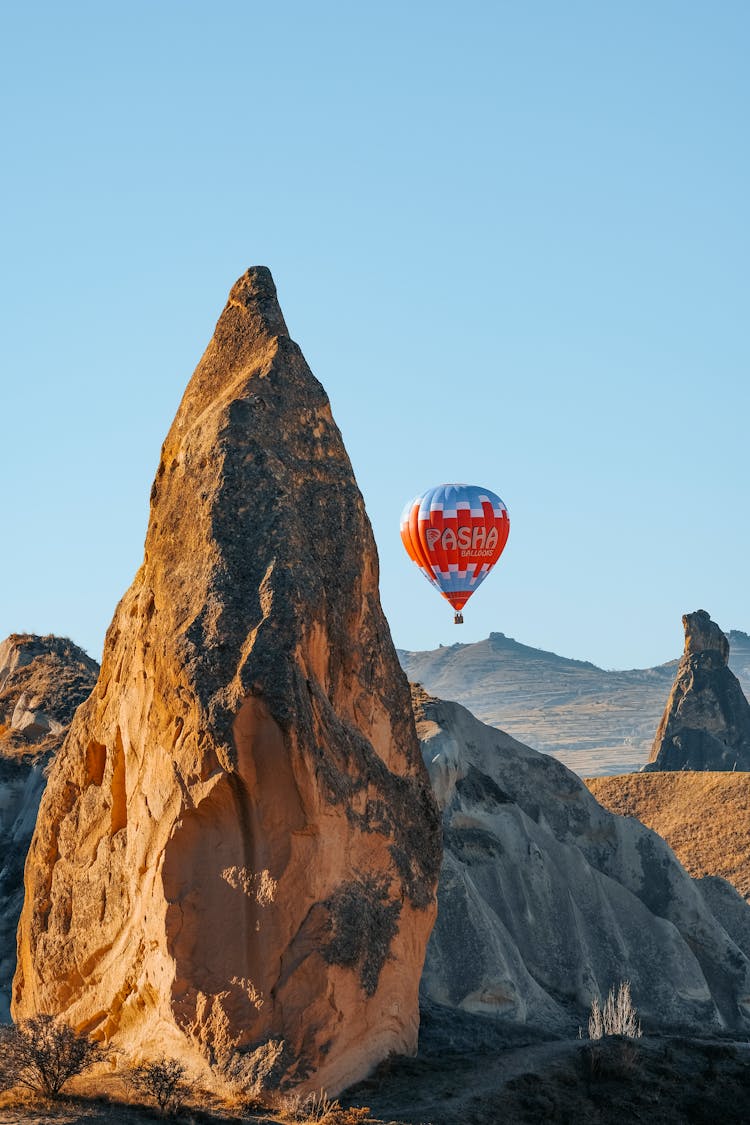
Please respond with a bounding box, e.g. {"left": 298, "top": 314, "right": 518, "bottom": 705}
{"left": 587, "top": 771, "right": 750, "bottom": 901}
{"left": 414, "top": 686, "right": 750, "bottom": 1032}
{"left": 13, "top": 268, "right": 441, "bottom": 1094}
{"left": 645, "top": 610, "right": 750, "bottom": 771}
{"left": 0, "top": 634, "right": 98, "bottom": 1020}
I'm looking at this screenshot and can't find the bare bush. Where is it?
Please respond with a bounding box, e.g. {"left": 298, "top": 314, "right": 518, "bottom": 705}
{"left": 588, "top": 980, "right": 642, "bottom": 1040}
{"left": 280, "top": 1088, "right": 370, "bottom": 1123}
{"left": 0, "top": 1014, "right": 103, "bottom": 1098}
{"left": 127, "top": 1058, "right": 189, "bottom": 1116}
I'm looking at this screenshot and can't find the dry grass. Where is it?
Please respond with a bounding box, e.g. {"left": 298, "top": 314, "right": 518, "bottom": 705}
{"left": 587, "top": 771, "right": 750, "bottom": 899}
{"left": 277, "top": 1091, "right": 371, "bottom": 1123}
{"left": 588, "top": 982, "right": 642, "bottom": 1040}
{"left": 30, "top": 1066, "right": 376, "bottom": 1124}
{"left": 2, "top": 1039, "right": 750, "bottom": 1125}
{"left": 0, "top": 1079, "right": 375, "bottom": 1124}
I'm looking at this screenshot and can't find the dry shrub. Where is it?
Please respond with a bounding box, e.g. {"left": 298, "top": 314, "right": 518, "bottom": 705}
{"left": 0, "top": 1014, "right": 104, "bottom": 1099}
{"left": 588, "top": 981, "right": 642, "bottom": 1040}
{"left": 280, "top": 1089, "right": 371, "bottom": 1123}
{"left": 127, "top": 1057, "right": 189, "bottom": 1116}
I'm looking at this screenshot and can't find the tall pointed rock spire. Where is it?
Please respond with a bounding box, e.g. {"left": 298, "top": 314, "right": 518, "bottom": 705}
{"left": 645, "top": 609, "right": 750, "bottom": 771}
{"left": 14, "top": 267, "right": 441, "bottom": 1094}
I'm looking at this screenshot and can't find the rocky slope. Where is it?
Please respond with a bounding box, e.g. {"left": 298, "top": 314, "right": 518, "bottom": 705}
{"left": 399, "top": 630, "right": 750, "bottom": 776}
{"left": 588, "top": 772, "right": 750, "bottom": 901}
{"left": 645, "top": 610, "right": 750, "bottom": 771}
{"left": 13, "top": 268, "right": 440, "bottom": 1095}
{"left": 0, "top": 634, "right": 98, "bottom": 1020}
{"left": 414, "top": 686, "right": 750, "bottom": 1033}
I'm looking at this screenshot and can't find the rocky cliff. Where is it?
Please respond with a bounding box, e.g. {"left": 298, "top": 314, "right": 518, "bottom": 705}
{"left": 414, "top": 686, "right": 750, "bottom": 1033}
{"left": 13, "top": 268, "right": 441, "bottom": 1094}
{"left": 0, "top": 634, "right": 98, "bottom": 1020}
{"left": 645, "top": 610, "right": 750, "bottom": 771}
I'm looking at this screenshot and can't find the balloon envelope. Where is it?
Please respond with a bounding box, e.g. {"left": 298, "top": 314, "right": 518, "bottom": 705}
{"left": 400, "top": 483, "right": 510, "bottom": 613}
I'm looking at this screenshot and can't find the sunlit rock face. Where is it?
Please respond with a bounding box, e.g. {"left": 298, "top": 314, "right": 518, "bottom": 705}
{"left": 14, "top": 268, "right": 441, "bottom": 1094}
{"left": 413, "top": 686, "right": 750, "bottom": 1034}
{"left": 645, "top": 610, "right": 750, "bottom": 771}
{"left": 0, "top": 634, "right": 98, "bottom": 1020}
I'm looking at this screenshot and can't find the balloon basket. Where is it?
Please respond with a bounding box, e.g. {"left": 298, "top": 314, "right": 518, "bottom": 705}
{"left": 454, "top": 612, "right": 464, "bottom": 625}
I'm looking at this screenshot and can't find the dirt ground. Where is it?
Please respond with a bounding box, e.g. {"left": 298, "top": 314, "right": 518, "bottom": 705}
{"left": 343, "top": 1033, "right": 750, "bottom": 1123}
{"left": 2, "top": 1032, "right": 749, "bottom": 1124}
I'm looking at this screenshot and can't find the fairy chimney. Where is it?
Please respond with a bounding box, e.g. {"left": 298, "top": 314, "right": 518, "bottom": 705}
{"left": 13, "top": 268, "right": 441, "bottom": 1094}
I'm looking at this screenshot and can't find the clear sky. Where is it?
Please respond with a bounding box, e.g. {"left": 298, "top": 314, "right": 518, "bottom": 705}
{"left": 1, "top": 2, "right": 748, "bottom": 671}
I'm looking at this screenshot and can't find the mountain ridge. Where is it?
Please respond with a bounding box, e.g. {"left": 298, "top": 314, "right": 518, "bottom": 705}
{"left": 398, "top": 628, "right": 750, "bottom": 776}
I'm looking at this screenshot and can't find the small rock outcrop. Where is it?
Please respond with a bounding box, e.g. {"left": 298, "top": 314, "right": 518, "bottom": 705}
{"left": 413, "top": 686, "right": 750, "bottom": 1032}
{"left": 644, "top": 610, "right": 750, "bottom": 771}
{"left": 0, "top": 634, "right": 99, "bottom": 755}
{"left": 0, "top": 634, "right": 98, "bottom": 1020}
{"left": 13, "top": 268, "right": 441, "bottom": 1095}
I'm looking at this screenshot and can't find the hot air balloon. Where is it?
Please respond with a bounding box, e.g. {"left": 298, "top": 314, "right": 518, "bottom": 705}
{"left": 400, "top": 483, "right": 509, "bottom": 623}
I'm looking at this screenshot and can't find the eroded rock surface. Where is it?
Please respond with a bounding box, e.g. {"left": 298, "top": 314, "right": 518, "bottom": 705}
{"left": 413, "top": 686, "right": 750, "bottom": 1033}
{"left": 645, "top": 610, "right": 750, "bottom": 771}
{"left": 0, "top": 634, "right": 98, "bottom": 1020}
{"left": 13, "top": 268, "right": 440, "bottom": 1094}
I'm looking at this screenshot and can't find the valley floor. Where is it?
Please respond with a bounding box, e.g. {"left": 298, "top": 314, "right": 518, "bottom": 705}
{"left": 345, "top": 1033, "right": 750, "bottom": 1123}
{"left": 2, "top": 1034, "right": 750, "bottom": 1124}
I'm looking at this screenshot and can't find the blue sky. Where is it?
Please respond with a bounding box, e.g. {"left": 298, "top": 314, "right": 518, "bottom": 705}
{"left": 1, "top": 2, "right": 748, "bottom": 670}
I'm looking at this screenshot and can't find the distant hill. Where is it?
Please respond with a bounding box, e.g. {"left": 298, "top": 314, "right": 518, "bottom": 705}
{"left": 398, "top": 629, "right": 750, "bottom": 776}
{"left": 727, "top": 628, "right": 750, "bottom": 686}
